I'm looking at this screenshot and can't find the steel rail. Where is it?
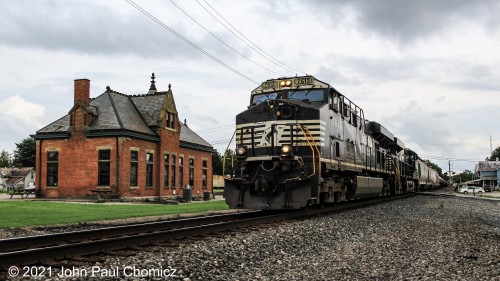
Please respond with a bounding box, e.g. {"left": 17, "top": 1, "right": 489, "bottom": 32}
{"left": 0, "top": 211, "right": 291, "bottom": 267}
{"left": 0, "top": 210, "right": 262, "bottom": 253}
{"left": 0, "top": 194, "right": 413, "bottom": 268}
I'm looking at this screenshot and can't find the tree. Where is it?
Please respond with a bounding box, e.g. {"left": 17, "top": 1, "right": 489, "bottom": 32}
{"left": 455, "top": 169, "right": 475, "bottom": 183}
{"left": 12, "top": 137, "right": 36, "bottom": 168}
{"left": 423, "top": 159, "right": 445, "bottom": 179}
{"left": 211, "top": 149, "right": 234, "bottom": 176}
{"left": 487, "top": 146, "right": 500, "bottom": 161}
{"left": 223, "top": 149, "right": 235, "bottom": 176}
{"left": 0, "top": 150, "right": 11, "bottom": 167}
{"left": 212, "top": 150, "right": 223, "bottom": 175}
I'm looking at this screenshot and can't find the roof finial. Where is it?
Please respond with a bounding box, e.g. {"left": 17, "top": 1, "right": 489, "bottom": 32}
{"left": 184, "top": 119, "right": 187, "bottom": 125}
{"left": 149, "top": 72, "right": 157, "bottom": 91}
{"left": 168, "top": 83, "right": 171, "bottom": 91}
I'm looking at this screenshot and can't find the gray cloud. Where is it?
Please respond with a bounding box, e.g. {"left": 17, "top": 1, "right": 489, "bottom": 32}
{"left": 307, "top": 0, "right": 500, "bottom": 43}
{"left": 318, "top": 54, "right": 500, "bottom": 93}
{"left": 0, "top": 0, "right": 239, "bottom": 61}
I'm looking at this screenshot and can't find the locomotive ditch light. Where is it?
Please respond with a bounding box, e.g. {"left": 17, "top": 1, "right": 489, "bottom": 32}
{"left": 280, "top": 144, "right": 292, "bottom": 156}
{"left": 236, "top": 146, "right": 247, "bottom": 159}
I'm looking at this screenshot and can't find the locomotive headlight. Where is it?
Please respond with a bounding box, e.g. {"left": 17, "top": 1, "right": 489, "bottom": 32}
{"left": 281, "top": 144, "right": 292, "bottom": 155}
{"left": 279, "top": 80, "right": 292, "bottom": 87}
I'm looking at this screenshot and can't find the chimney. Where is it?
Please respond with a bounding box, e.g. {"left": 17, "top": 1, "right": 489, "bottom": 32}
{"left": 74, "top": 79, "right": 90, "bottom": 106}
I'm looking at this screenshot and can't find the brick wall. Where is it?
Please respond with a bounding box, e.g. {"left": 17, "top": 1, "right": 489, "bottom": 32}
{"left": 38, "top": 137, "right": 118, "bottom": 197}
{"left": 36, "top": 129, "right": 213, "bottom": 198}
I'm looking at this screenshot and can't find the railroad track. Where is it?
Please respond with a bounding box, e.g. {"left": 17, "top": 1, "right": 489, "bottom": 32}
{"left": 0, "top": 194, "right": 413, "bottom": 269}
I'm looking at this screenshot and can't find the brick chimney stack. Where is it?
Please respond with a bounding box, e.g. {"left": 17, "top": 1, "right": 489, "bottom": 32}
{"left": 74, "top": 79, "right": 90, "bottom": 106}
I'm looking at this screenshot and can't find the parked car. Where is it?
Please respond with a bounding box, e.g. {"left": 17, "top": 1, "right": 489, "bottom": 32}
{"left": 459, "top": 186, "right": 485, "bottom": 194}
{"left": 484, "top": 186, "right": 492, "bottom": 192}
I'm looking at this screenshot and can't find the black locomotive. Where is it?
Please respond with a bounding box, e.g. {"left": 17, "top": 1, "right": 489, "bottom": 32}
{"left": 224, "top": 76, "right": 440, "bottom": 210}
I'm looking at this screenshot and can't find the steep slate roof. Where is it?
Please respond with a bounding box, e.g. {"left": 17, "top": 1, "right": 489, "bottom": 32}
{"left": 180, "top": 122, "right": 212, "bottom": 150}
{"left": 37, "top": 115, "right": 71, "bottom": 134}
{"left": 34, "top": 85, "right": 212, "bottom": 151}
{"left": 37, "top": 90, "right": 156, "bottom": 137}
{"left": 131, "top": 93, "right": 168, "bottom": 127}
{"left": 81, "top": 91, "right": 156, "bottom": 135}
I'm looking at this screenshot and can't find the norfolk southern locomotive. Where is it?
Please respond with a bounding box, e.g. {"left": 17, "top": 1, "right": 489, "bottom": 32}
{"left": 224, "top": 76, "right": 440, "bottom": 210}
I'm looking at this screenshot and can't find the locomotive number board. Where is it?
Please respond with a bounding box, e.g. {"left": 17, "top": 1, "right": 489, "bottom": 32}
{"left": 261, "top": 77, "right": 315, "bottom": 90}
{"left": 293, "top": 77, "right": 314, "bottom": 86}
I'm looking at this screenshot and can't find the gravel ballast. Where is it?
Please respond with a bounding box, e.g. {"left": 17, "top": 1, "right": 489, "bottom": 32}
{"left": 6, "top": 195, "right": 500, "bottom": 280}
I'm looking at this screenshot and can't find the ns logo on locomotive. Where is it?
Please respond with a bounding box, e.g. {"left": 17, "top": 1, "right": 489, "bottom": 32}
{"left": 224, "top": 76, "right": 442, "bottom": 210}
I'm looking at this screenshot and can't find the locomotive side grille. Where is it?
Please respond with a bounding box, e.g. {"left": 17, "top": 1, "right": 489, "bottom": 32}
{"left": 236, "top": 120, "right": 325, "bottom": 148}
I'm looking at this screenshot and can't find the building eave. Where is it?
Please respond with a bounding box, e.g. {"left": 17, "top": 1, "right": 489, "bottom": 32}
{"left": 180, "top": 141, "right": 215, "bottom": 153}
{"left": 85, "top": 130, "right": 160, "bottom": 142}
{"left": 31, "top": 130, "right": 160, "bottom": 142}
{"left": 31, "top": 133, "right": 70, "bottom": 140}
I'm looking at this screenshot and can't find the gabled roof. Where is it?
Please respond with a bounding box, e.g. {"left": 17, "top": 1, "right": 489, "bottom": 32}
{"left": 0, "top": 167, "right": 34, "bottom": 184}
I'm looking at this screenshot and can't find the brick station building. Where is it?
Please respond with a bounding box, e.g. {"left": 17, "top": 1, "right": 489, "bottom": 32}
{"left": 32, "top": 74, "right": 213, "bottom": 199}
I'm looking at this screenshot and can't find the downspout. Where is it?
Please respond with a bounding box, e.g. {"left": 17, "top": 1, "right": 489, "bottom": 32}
{"left": 37, "top": 139, "right": 43, "bottom": 197}
{"left": 157, "top": 140, "right": 161, "bottom": 200}
{"left": 116, "top": 137, "right": 119, "bottom": 195}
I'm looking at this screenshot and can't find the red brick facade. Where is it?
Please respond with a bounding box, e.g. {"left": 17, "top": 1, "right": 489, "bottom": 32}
{"left": 34, "top": 77, "right": 213, "bottom": 199}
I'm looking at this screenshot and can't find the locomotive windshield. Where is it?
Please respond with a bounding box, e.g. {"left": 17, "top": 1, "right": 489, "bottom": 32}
{"left": 251, "top": 89, "right": 326, "bottom": 106}
{"left": 287, "top": 89, "right": 325, "bottom": 102}
{"left": 251, "top": 92, "right": 279, "bottom": 105}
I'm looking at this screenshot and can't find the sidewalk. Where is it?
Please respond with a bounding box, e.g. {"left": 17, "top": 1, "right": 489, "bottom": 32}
{"left": 0, "top": 192, "right": 226, "bottom": 202}
{"left": 419, "top": 190, "right": 500, "bottom": 201}
{"left": 0, "top": 192, "right": 36, "bottom": 200}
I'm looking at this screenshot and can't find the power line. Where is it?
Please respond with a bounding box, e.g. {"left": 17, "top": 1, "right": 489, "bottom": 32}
{"left": 196, "top": 124, "right": 234, "bottom": 133}
{"left": 209, "top": 138, "right": 234, "bottom": 145}
{"left": 419, "top": 154, "right": 483, "bottom": 163}
{"left": 196, "top": 0, "right": 307, "bottom": 76}
{"left": 124, "top": 0, "right": 259, "bottom": 84}
{"left": 168, "top": 0, "right": 285, "bottom": 77}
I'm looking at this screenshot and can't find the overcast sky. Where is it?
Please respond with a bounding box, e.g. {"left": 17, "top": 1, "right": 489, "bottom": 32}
{"left": 1, "top": 0, "right": 499, "bottom": 173}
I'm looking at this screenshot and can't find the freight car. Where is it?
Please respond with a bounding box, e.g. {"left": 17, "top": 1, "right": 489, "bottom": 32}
{"left": 416, "top": 159, "right": 441, "bottom": 189}
{"left": 224, "top": 76, "right": 441, "bottom": 210}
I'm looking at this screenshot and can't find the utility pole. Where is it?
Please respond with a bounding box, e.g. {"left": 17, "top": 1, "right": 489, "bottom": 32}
{"left": 491, "top": 135, "right": 493, "bottom": 156}
{"left": 448, "top": 160, "right": 453, "bottom": 191}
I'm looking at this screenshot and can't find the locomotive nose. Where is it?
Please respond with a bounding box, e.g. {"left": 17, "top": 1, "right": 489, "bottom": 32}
{"left": 270, "top": 100, "right": 294, "bottom": 120}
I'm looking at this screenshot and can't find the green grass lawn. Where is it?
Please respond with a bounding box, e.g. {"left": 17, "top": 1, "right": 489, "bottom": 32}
{"left": 0, "top": 200, "right": 229, "bottom": 228}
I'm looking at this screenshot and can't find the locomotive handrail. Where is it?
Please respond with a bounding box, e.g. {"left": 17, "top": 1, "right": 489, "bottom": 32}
{"left": 223, "top": 129, "right": 237, "bottom": 178}
{"left": 297, "top": 124, "right": 322, "bottom": 178}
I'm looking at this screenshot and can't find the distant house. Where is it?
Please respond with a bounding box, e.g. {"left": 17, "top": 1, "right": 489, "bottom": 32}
{"left": 475, "top": 161, "right": 500, "bottom": 188}
{"left": 31, "top": 74, "right": 213, "bottom": 199}
{"left": 0, "top": 167, "right": 35, "bottom": 190}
